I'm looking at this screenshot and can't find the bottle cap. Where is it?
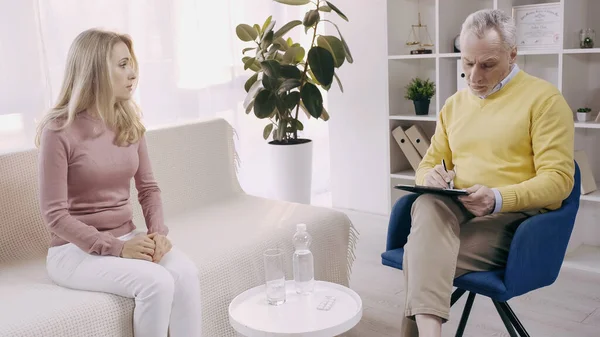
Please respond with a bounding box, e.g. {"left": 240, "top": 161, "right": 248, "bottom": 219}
{"left": 297, "top": 223, "right": 307, "bottom": 232}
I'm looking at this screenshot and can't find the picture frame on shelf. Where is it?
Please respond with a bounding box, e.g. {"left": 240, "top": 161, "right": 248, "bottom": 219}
{"left": 512, "top": 3, "right": 562, "bottom": 51}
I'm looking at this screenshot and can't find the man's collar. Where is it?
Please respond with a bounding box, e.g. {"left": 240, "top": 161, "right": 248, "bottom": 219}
{"left": 479, "top": 63, "right": 520, "bottom": 99}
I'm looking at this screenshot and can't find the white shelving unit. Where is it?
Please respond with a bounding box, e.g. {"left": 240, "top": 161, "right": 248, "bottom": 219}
{"left": 385, "top": 0, "right": 600, "bottom": 273}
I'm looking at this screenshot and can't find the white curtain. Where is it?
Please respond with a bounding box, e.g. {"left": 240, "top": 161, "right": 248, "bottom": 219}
{"left": 0, "top": 0, "right": 331, "bottom": 202}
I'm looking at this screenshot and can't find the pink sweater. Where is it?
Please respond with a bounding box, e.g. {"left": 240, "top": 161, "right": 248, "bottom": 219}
{"left": 38, "top": 111, "right": 168, "bottom": 257}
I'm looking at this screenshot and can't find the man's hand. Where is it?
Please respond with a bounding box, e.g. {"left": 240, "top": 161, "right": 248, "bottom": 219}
{"left": 424, "top": 165, "right": 455, "bottom": 189}
{"left": 121, "top": 235, "right": 155, "bottom": 261}
{"left": 458, "top": 184, "right": 496, "bottom": 217}
{"left": 148, "top": 233, "right": 172, "bottom": 263}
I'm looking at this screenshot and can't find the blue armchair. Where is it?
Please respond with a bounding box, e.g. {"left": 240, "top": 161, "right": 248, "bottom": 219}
{"left": 381, "top": 162, "right": 581, "bottom": 337}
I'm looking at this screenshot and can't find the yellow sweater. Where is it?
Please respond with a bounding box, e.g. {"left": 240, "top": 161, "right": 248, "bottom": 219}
{"left": 415, "top": 70, "right": 575, "bottom": 212}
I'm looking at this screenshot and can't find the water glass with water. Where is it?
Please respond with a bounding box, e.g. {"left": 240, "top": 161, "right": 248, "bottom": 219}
{"left": 264, "top": 248, "right": 286, "bottom": 305}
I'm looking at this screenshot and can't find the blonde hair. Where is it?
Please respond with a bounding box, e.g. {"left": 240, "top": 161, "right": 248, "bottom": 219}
{"left": 35, "top": 28, "right": 145, "bottom": 147}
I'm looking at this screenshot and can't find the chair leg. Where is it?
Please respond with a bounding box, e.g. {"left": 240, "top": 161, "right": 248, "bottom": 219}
{"left": 492, "top": 300, "right": 518, "bottom": 337}
{"left": 454, "top": 292, "right": 476, "bottom": 337}
{"left": 496, "top": 302, "right": 531, "bottom": 337}
{"left": 450, "top": 288, "right": 467, "bottom": 306}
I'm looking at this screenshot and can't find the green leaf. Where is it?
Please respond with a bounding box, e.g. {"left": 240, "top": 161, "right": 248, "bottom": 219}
{"left": 244, "top": 73, "right": 259, "bottom": 92}
{"left": 279, "top": 79, "right": 302, "bottom": 93}
{"left": 319, "top": 5, "right": 332, "bottom": 12}
{"left": 274, "top": 20, "right": 302, "bottom": 39}
{"left": 262, "top": 16, "right": 273, "bottom": 34}
{"left": 325, "top": 1, "right": 348, "bottom": 21}
{"left": 260, "top": 60, "right": 281, "bottom": 78}
{"left": 260, "top": 30, "right": 274, "bottom": 49}
{"left": 253, "top": 24, "right": 261, "bottom": 36}
{"left": 320, "top": 106, "right": 330, "bottom": 121}
{"left": 242, "top": 47, "right": 255, "bottom": 55}
{"left": 274, "top": 37, "right": 289, "bottom": 51}
{"left": 267, "top": 44, "right": 279, "bottom": 58}
{"left": 299, "top": 100, "right": 312, "bottom": 119}
{"left": 284, "top": 91, "right": 301, "bottom": 109}
{"left": 303, "top": 10, "right": 320, "bottom": 27}
{"left": 334, "top": 72, "right": 343, "bottom": 93}
{"left": 301, "top": 82, "right": 323, "bottom": 118}
{"left": 273, "top": 0, "right": 310, "bottom": 5}
{"left": 307, "top": 46, "right": 335, "bottom": 87}
{"left": 287, "top": 37, "right": 293, "bottom": 46}
{"left": 263, "top": 123, "right": 274, "bottom": 140}
{"left": 244, "top": 77, "right": 263, "bottom": 109}
{"left": 317, "top": 35, "right": 345, "bottom": 68}
{"left": 280, "top": 65, "right": 302, "bottom": 79}
{"left": 236, "top": 24, "right": 258, "bottom": 42}
{"left": 242, "top": 57, "right": 261, "bottom": 72}
{"left": 262, "top": 74, "right": 279, "bottom": 90}
{"left": 254, "top": 89, "right": 277, "bottom": 119}
{"left": 245, "top": 101, "right": 254, "bottom": 114}
{"left": 274, "top": 52, "right": 284, "bottom": 63}
{"left": 327, "top": 21, "right": 353, "bottom": 63}
{"left": 307, "top": 68, "right": 321, "bottom": 85}
{"left": 283, "top": 46, "right": 305, "bottom": 64}
{"left": 291, "top": 119, "right": 304, "bottom": 131}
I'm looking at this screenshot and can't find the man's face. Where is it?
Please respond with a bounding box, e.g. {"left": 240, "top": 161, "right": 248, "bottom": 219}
{"left": 460, "top": 29, "right": 516, "bottom": 97}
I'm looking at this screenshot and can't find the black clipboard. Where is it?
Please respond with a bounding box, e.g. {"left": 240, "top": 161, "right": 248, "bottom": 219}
{"left": 394, "top": 184, "right": 469, "bottom": 196}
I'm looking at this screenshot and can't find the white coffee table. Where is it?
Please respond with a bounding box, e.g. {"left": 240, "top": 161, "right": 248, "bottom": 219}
{"left": 228, "top": 280, "right": 362, "bottom": 337}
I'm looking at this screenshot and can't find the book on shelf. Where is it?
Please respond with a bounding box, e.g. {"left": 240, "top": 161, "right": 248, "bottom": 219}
{"left": 392, "top": 126, "right": 422, "bottom": 171}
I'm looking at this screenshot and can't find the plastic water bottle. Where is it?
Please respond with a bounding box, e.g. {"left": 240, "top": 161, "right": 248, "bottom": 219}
{"left": 293, "top": 223, "right": 315, "bottom": 294}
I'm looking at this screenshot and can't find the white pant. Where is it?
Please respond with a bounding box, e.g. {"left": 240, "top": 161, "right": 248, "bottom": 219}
{"left": 46, "top": 231, "right": 202, "bottom": 337}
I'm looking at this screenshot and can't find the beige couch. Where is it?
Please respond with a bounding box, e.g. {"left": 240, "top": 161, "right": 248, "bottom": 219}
{"left": 0, "top": 118, "right": 358, "bottom": 337}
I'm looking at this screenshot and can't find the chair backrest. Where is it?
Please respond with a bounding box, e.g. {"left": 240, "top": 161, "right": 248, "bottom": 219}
{"left": 556, "top": 161, "right": 581, "bottom": 220}
{"left": 0, "top": 117, "right": 243, "bottom": 265}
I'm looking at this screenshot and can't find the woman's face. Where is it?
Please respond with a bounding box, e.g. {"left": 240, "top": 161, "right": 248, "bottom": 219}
{"left": 109, "top": 41, "right": 136, "bottom": 102}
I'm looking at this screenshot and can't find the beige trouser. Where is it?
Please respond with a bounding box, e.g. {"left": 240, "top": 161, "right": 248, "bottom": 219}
{"left": 401, "top": 194, "right": 539, "bottom": 336}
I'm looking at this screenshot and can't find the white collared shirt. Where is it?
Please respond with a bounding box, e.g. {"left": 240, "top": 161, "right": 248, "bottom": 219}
{"left": 479, "top": 63, "right": 520, "bottom": 99}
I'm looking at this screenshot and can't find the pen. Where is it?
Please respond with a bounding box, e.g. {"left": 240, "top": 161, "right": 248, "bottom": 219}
{"left": 441, "top": 159, "right": 452, "bottom": 189}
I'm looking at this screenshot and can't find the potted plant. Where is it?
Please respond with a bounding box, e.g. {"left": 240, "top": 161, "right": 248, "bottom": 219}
{"left": 235, "top": 0, "right": 352, "bottom": 204}
{"left": 405, "top": 77, "right": 435, "bottom": 115}
{"left": 576, "top": 107, "right": 593, "bottom": 122}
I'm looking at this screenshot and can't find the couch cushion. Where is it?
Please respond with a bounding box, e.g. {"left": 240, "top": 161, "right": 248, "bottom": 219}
{"left": 0, "top": 259, "right": 134, "bottom": 337}
{"left": 0, "top": 194, "right": 357, "bottom": 337}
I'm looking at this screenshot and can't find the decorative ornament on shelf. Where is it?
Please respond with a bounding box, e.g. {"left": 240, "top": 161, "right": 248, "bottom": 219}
{"left": 576, "top": 108, "right": 593, "bottom": 122}
{"left": 580, "top": 28, "right": 595, "bottom": 48}
{"left": 235, "top": 0, "right": 352, "bottom": 204}
{"left": 405, "top": 77, "right": 435, "bottom": 115}
{"left": 405, "top": 0, "right": 434, "bottom": 55}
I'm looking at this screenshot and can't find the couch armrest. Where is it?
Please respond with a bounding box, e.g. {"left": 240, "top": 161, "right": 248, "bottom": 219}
{"left": 504, "top": 209, "right": 576, "bottom": 297}
{"left": 386, "top": 193, "right": 420, "bottom": 251}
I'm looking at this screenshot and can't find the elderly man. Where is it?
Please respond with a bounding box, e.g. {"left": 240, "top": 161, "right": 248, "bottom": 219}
{"left": 400, "top": 9, "right": 575, "bottom": 337}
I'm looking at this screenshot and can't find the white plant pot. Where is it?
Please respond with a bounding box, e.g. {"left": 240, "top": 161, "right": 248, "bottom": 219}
{"left": 577, "top": 112, "right": 593, "bottom": 122}
{"left": 269, "top": 139, "right": 313, "bottom": 204}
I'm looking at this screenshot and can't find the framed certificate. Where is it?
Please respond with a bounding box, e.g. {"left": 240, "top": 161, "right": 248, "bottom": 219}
{"left": 512, "top": 4, "right": 562, "bottom": 50}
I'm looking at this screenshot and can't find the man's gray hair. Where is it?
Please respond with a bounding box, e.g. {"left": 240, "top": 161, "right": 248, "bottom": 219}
{"left": 461, "top": 9, "right": 517, "bottom": 50}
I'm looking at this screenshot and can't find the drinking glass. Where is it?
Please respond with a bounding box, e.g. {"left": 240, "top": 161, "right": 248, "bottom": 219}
{"left": 263, "top": 248, "right": 286, "bottom": 305}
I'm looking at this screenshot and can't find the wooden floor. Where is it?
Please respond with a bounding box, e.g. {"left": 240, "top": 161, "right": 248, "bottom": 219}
{"left": 338, "top": 210, "right": 600, "bottom": 337}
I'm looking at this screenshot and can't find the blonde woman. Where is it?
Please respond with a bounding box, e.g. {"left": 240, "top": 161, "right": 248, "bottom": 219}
{"left": 36, "top": 28, "right": 202, "bottom": 337}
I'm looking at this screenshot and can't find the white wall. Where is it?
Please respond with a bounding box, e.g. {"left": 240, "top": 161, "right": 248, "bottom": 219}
{"left": 326, "top": 0, "right": 390, "bottom": 215}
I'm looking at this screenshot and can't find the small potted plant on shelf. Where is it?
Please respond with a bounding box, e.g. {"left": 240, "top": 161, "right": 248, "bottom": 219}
{"left": 405, "top": 77, "right": 435, "bottom": 115}
{"left": 576, "top": 107, "right": 593, "bottom": 122}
